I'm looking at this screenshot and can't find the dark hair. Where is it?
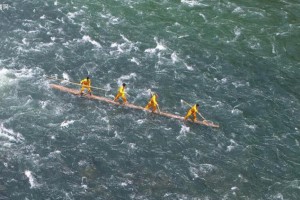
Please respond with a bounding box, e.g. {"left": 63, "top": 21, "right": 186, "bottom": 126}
{"left": 196, "top": 104, "right": 199, "bottom": 107}
{"left": 87, "top": 76, "right": 90, "bottom": 79}
{"left": 122, "top": 83, "right": 126, "bottom": 87}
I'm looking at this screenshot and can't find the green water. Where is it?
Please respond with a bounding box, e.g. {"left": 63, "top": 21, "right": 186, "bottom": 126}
{"left": 0, "top": 0, "right": 299, "bottom": 199}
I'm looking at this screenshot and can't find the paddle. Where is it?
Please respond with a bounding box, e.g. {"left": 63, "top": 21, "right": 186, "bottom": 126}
{"left": 46, "top": 76, "right": 108, "bottom": 91}
{"left": 181, "top": 99, "right": 206, "bottom": 121}
{"left": 156, "top": 104, "right": 161, "bottom": 113}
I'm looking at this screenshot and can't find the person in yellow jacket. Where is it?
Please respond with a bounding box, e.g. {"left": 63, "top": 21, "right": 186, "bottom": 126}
{"left": 184, "top": 104, "right": 199, "bottom": 122}
{"left": 80, "top": 76, "right": 92, "bottom": 96}
{"left": 145, "top": 93, "right": 159, "bottom": 113}
{"left": 114, "top": 83, "right": 127, "bottom": 103}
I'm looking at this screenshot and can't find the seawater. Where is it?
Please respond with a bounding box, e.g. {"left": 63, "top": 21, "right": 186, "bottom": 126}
{"left": 0, "top": 0, "right": 299, "bottom": 199}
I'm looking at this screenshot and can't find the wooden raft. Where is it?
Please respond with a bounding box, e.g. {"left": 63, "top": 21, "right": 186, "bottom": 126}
{"left": 50, "top": 84, "right": 219, "bottom": 128}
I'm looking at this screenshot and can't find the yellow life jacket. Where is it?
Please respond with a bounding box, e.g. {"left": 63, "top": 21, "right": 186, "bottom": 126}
{"left": 150, "top": 95, "right": 158, "bottom": 105}
{"left": 118, "top": 86, "right": 125, "bottom": 94}
{"left": 81, "top": 78, "right": 91, "bottom": 86}
{"left": 191, "top": 104, "right": 198, "bottom": 113}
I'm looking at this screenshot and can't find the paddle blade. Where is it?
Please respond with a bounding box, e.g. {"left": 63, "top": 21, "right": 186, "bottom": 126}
{"left": 180, "top": 99, "right": 185, "bottom": 107}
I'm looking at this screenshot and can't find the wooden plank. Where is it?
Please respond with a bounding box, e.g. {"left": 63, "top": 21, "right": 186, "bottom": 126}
{"left": 50, "top": 84, "right": 219, "bottom": 128}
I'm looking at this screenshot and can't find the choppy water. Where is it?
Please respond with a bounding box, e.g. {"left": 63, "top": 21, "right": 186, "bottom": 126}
{"left": 0, "top": 0, "right": 300, "bottom": 199}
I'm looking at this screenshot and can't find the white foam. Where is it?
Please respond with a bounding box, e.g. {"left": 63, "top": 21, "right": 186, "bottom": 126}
{"left": 121, "top": 182, "right": 127, "bottom": 186}
{"left": 156, "top": 42, "right": 166, "bottom": 51}
{"left": 39, "top": 100, "right": 49, "bottom": 109}
{"left": 81, "top": 184, "right": 88, "bottom": 190}
{"left": 212, "top": 101, "right": 224, "bottom": 108}
{"left": 120, "top": 34, "right": 130, "bottom": 43}
{"left": 130, "top": 57, "right": 140, "bottom": 65}
{"left": 109, "top": 16, "right": 121, "bottom": 25}
{"left": 171, "top": 52, "right": 179, "bottom": 63}
{"left": 249, "top": 10, "right": 265, "bottom": 18}
{"left": 55, "top": 53, "right": 64, "bottom": 61}
{"left": 81, "top": 35, "right": 102, "bottom": 48}
{"left": 180, "top": 125, "right": 190, "bottom": 134}
{"left": 226, "top": 139, "right": 238, "bottom": 152}
{"left": 114, "top": 131, "right": 121, "bottom": 139}
{"left": 60, "top": 120, "right": 75, "bottom": 128}
{"left": 100, "top": 13, "right": 121, "bottom": 25}
{"left": 295, "top": 139, "right": 299, "bottom": 147}
{"left": 145, "top": 89, "right": 152, "bottom": 96}
{"left": 184, "top": 63, "right": 194, "bottom": 71}
{"left": 271, "top": 193, "right": 283, "bottom": 200}
{"left": 99, "top": 115, "right": 109, "bottom": 123}
{"left": 137, "top": 119, "right": 145, "bottom": 125}
{"left": 238, "top": 174, "right": 248, "bottom": 182}
{"left": 231, "top": 108, "right": 243, "bottom": 115}
{"left": 199, "top": 13, "right": 207, "bottom": 23}
{"left": 144, "top": 48, "right": 156, "bottom": 54}
{"left": 62, "top": 72, "right": 70, "bottom": 81}
{"left": 25, "top": 170, "right": 39, "bottom": 188}
{"left": 248, "top": 37, "right": 261, "bottom": 49}
{"left": 117, "top": 73, "right": 137, "bottom": 86}
{"left": 49, "top": 150, "right": 61, "bottom": 158}
{"left": 110, "top": 42, "right": 124, "bottom": 54}
{"left": 35, "top": 42, "right": 54, "bottom": 50}
{"left": 0, "top": 123, "right": 24, "bottom": 142}
{"left": 110, "top": 34, "right": 139, "bottom": 55}
{"left": 145, "top": 37, "right": 167, "bottom": 54}
{"left": 128, "top": 143, "right": 137, "bottom": 150}
{"left": 67, "top": 10, "right": 83, "bottom": 20}
{"left": 245, "top": 123, "right": 257, "bottom": 131}
{"left": 78, "top": 160, "right": 88, "bottom": 167}
{"left": 56, "top": 17, "right": 65, "bottom": 24}
{"left": 111, "top": 42, "right": 118, "bottom": 48}
{"left": 65, "top": 193, "right": 73, "bottom": 200}
{"left": 288, "top": 180, "right": 300, "bottom": 190}
{"left": 198, "top": 164, "right": 217, "bottom": 175}
{"left": 189, "top": 167, "right": 199, "bottom": 178}
{"left": 232, "top": 7, "right": 244, "bottom": 14}
{"left": 80, "top": 22, "right": 88, "bottom": 33}
{"left": 271, "top": 42, "right": 276, "bottom": 54}
{"left": 104, "top": 83, "right": 112, "bottom": 91}
{"left": 22, "top": 38, "right": 29, "bottom": 45}
{"left": 164, "top": 193, "right": 172, "bottom": 197}
{"left": 178, "top": 35, "right": 189, "bottom": 38}
{"left": 232, "top": 81, "right": 246, "bottom": 88}
{"left": 189, "top": 164, "right": 216, "bottom": 178}
{"left": 0, "top": 68, "right": 14, "bottom": 88}
{"left": 181, "top": 0, "right": 208, "bottom": 7}
{"left": 226, "top": 26, "right": 242, "bottom": 43}
{"left": 214, "top": 77, "right": 227, "bottom": 84}
{"left": 234, "top": 26, "right": 241, "bottom": 37}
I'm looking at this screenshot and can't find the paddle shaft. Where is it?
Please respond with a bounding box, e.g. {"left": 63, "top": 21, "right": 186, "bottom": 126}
{"left": 157, "top": 104, "right": 161, "bottom": 113}
{"left": 47, "top": 76, "right": 108, "bottom": 91}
